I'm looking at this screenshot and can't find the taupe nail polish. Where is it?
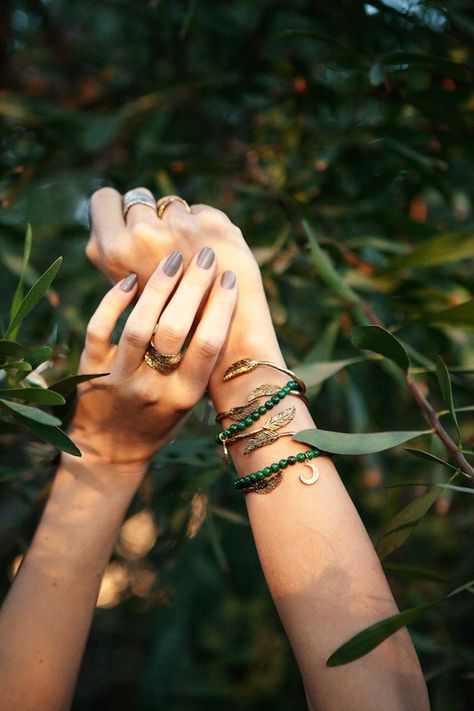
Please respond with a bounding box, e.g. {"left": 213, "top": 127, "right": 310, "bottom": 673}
{"left": 221, "top": 270, "right": 236, "bottom": 289}
{"left": 120, "top": 273, "right": 138, "bottom": 292}
{"left": 163, "top": 251, "right": 183, "bottom": 276}
{"left": 197, "top": 246, "right": 215, "bottom": 269}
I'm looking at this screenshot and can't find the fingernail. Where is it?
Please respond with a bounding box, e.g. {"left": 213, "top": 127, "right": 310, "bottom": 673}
{"left": 221, "top": 270, "right": 236, "bottom": 289}
{"left": 163, "top": 251, "right": 183, "bottom": 277}
{"left": 196, "top": 246, "right": 215, "bottom": 269}
{"left": 120, "top": 273, "right": 138, "bottom": 292}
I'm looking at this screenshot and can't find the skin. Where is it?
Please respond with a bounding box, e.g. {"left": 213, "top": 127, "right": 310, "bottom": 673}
{"left": 0, "top": 190, "right": 430, "bottom": 711}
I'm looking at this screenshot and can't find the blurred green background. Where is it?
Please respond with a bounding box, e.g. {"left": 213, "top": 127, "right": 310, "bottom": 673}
{"left": 0, "top": 1, "right": 473, "bottom": 709}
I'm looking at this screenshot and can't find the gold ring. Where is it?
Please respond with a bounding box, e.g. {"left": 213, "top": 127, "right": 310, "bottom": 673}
{"left": 123, "top": 190, "right": 157, "bottom": 219}
{"left": 144, "top": 341, "right": 183, "bottom": 375}
{"left": 156, "top": 195, "right": 191, "bottom": 220}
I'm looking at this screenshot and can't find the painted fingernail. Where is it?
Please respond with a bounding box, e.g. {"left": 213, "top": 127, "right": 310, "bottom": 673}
{"left": 197, "top": 246, "right": 215, "bottom": 269}
{"left": 221, "top": 270, "right": 236, "bottom": 289}
{"left": 120, "top": 273, "right": 138, "bottom": 292}
{"left": 163, "top": 250, "right": 183, "bottom": 276}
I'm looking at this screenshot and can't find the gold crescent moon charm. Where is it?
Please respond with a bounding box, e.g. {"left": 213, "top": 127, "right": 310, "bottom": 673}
{"left": 299, "top": 460, "right": 320, "bottom": 485}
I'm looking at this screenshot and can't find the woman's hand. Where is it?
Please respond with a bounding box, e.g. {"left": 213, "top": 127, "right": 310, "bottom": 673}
{"left": 68, "top": 245, "right": 237, "bottom": 476}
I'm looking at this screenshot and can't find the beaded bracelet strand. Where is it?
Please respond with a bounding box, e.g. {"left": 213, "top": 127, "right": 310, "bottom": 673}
{"left": 235, "top": 448, "right": 321, "bottom": 494}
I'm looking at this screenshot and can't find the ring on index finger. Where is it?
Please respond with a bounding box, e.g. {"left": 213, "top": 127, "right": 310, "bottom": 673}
{"left": 123, "top": 190, "right": 157, "bottom": 219}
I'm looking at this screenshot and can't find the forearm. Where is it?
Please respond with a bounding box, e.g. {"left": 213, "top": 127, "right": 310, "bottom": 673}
{"left": 0, "top": 455, "right": 144, "bottom": 711}
{"left": 210, "top": 338, "right": 429, "bottom": 710}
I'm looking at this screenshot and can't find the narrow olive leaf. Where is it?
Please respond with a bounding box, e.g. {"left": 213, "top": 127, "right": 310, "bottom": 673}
{"left": 48, "top": 372, "right": 109, "bottom": 397}
{"left": 295, "top": 358, "right": 365, "bottom": 390}
{"left": 383, "top": 563, "right": 449, "bottom": 584}
{"left": 294, "top": 429, "right": 429, "bottom": 455}
{"left": 327, "top": 579, "right": 474, "bottom": 667}
{"left": 6, "top": 256, "right": 62, "bottom": 337}
{"left": 428, "top": 298, "right": 474, "bottom": 327}
{"left": 0, "top": 398, "right": 62, "bottom": 426}
{"left": 351, "top": 326, "right": 410, "bottom": 372}
{"left": 437, "top": 483, "right": 474, "bottom": 495}
{"left": 8, "top": 415, "right": 81, "bottom": 456}
{"left": 0, "top": 388, "right": 65, "bottom": 405}
{"left": 302, "top": 220, "right": 360, "bottom": 305}
{"left": 9, "top": 224, "right": 32, "bottom": 332}
{"left": 377, "top": 487, "right": 440, "bottom": 561}
{"left": 404, "top": 447, "right": 459, "bottom": 472}
{"left": 326, "top": 600, "right": 439, "bottom": 667}
{"left": 0, "top": 361, "right": 32, "bottom": 372}
{"left": 0, "top": 340, "right": 28, "bottom": 357}
{"left": 27, "top": 346, "right": 53, "bottom": 370}
{"left": 388, "top": 230, "right": 474, "bottom": 271}
{"left": 436, "top": 356, "right": 461, "bottom": 444}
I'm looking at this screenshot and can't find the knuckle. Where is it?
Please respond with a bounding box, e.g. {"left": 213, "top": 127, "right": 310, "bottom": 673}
{"left": 86, "top": 323, "right": 105, "bottom": 347}
{"left": 194, "top": 336, "right": 221, "bottom": 359}
{"left": 157, "top": 321, "right": 184, "bottom": 346}
{"left": 197, "top": 207, "right": 231, "bottom": 230}
{"left": 85, "top": 238, "right": 99, "bottom": 263}
{"left": 123, "top": 324, "right": 150, "bottom": 349}
{"left": 90, "top": 186, "right": 119, "bottom": 205}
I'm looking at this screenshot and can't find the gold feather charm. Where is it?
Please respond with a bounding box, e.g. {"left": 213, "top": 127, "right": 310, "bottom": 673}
{"left": 245, "top": 471, "right": 283, "bottom": 494}
{"left": 223, "top": 359, "right": 259, "bottom": 381}
{"left": 265, "top": 406, "right": 295, "bottom": 431}
{"left": 247, "top": 384, "right": 280, "bottom": 400}
{"left": 243, "top": 430, "right": 295, "bottom": 454}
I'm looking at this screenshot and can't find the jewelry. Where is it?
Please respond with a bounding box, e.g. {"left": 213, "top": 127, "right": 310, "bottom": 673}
{"left": 216, "top": 384, "right": 308, "bottom": 423}
{"left": 225, "top": 406, "right": 296, "bottom": 454}
{"left": 144, "top": 341, "right": 183, "bottom": 374}
{"left": 123, "top": 190, "right": 157, "bottom": 219}
{"left": 156, "top": 195, "right": 191, "bottom": 219}
{"left": 223, "top": 359, "right": 306, "bottom": 393}
{"left": 235, "top": 449, "right": 321, "bottom": 494}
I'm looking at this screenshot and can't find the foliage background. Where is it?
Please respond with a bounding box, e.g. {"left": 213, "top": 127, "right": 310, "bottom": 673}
{"left": 0, "top": 0, "right": 473, "bottom": 708}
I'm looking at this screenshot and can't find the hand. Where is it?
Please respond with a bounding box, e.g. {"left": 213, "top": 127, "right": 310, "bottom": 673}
{"left": 67, "top": 246, "right": 237, "bottom": 475}
{"left": 87, "top": 189, "right": 285, "bottom": 403}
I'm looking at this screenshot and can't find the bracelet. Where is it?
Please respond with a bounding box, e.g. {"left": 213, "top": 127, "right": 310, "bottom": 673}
{"left": 216, "top": 388, "right": 308, "bottom": 423}
{"left": 223, "top": 359, "right": 306, "bottom": 393}
{"left": 235, "top": 448, "right": 321, "bottom": 494}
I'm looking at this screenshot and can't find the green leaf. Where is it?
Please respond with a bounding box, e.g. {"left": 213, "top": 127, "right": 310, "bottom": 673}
{"left": 0, "top": 388, "right": 65, "bottom": 405}
{"left": 377, "top": 487, "right": 441, "bottom": 561}
{"left": 8, "top": 224, "right": 32, "bottom": 339}
{"left": 326, "top": 600, "right": 439, "bottom": 667}
{"left": 404, "top": 447, "right": 459, "bottom": 472}
{"left": 49, "top": 372, "right": 109, "bottom": 397}
{"left": 303, "top": 220, "right": 360, "bottom": 305}
{"left": 9, "top": 415, "right": 81, "bottom": 456}
{"left": 0, "top": 340, "right": 28, "bottom": 358}
{"left": 436, "top": 356, "right": 461, "bottom": 444}
{"left": 351, "top": 325, "right": 410, "bottom": 372}
{"left": 295, "top": 358, "right": 365, "bottom": 390}
{"left": 437, "top": 483, "right": 474, "bottom": 495}
{"left": 0, "top": 398, "right": 62, "bottom": 426}
{"left": 295, "top": 429, "right": 429, "bottom": 455}
{"left": 6, "top": 256, "right": 62, "bottom": 337}
{"left": 327, "top": 580, "right": 473, "bottom": 666}
{"left": 428, "top": 298, "right": 474, "bottom": 327}
{"left": 27, "top": 346, "right": 53, "bottom": 370}
{"left": 383, "top": 563, "right": 449, "bottom": 584}
{"left": 388, "top": 231, "right": 474, "bottom": 270}
{"left": 0, "top": 360, "right": 32, "bottom": 372}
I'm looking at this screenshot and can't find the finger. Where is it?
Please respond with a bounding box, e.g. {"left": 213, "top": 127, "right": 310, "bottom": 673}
{"left": 190, "top": 204, "right": 234, "bottom": 230}
{"left": 123, "top": 186, "right": 162, "bottom": 232}
{"left": 84, "top": 273, "right": 138, "bottom": 361}
{"left": 152, "top": 246, "right": 217, "bottom": 357}
{"left": 179, "top": 270, "right": 237, "bottom": 388}
{"left": 114, "top": 251, "right": 184, "bottom": 375}
{"left": 89, "top": 187, "right": 126, "bottom": 240}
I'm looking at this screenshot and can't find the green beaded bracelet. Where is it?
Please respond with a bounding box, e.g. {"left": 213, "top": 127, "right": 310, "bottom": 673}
{"left": 234, "top": 448, "right": 320, "bottom": 491}
{"left": 215, "top": 379, "right": 302, "bottom": 445}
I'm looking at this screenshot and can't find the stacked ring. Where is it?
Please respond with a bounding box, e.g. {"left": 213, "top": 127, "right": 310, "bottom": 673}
{"left": 144, "top": 341, "right": 183, "bottom": 375}
{"left": 156, "top": 195, "right": 191, "bottom": 219}
{"left": 123, "top": 190, "right": 157, "bottom": 219}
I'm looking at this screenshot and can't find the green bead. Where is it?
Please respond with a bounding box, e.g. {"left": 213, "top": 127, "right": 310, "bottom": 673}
{"left": 257, "top": 470, "right": 265, "bottom": 480}
{"left": 278, "top": 389, "right": 286, "bottom": 397}
{"left": 263, "top": 466, "right": 272, "bottom": 476}
{"left": 287, "top": 456, "right": 297, "bottom": 465}
{"left": 271, "top": 463, "right": 280, "bottom": 473}
{"left": 264, "top": 400, "right": 274, "bottom": 409}
{"left": 244, "top": 416, "right": 254, "bottom": 427}
{"left": 251, "top": 411, "right": 260, "bottom": 420}
{"left": 283, "top": 385, "right": 291, "bottom": 394}
{"left": 307, "top": 450, "right": 315, "bottom": 459}
{"left": 271, "top": 394, "right": 281, "bottom": 404}
{"left": 258, "top": 406, "right": 267, "bottom": 415}
{"left": 279, "top": 459, "right": 288, "bottom": 469}
{"left": 296, "top": 453, "right": 305, "bottom": 462}
{"left": 229, "top": 423, "right": 239, "bottom": 434}
{"left": 215, "top": 434, "right": 221, "bottom": 444}
{"left": 237, "top": 421, "right": 246, "bottom": 430}
{"left": 224, "top": 428, "right": 231, "bottom": 437}
{"left": 250, "top": 473, "right": 258, "bottom": 482}
{"left": 288, "top": 380, "right": 297, "bottom": 388}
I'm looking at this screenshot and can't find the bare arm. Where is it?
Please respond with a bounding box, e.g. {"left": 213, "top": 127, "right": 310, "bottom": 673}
{"left": 87, "top": 189, "right": 430, "bottom": 710}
